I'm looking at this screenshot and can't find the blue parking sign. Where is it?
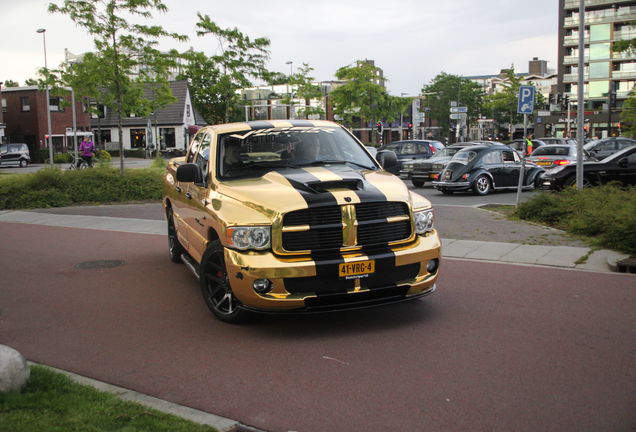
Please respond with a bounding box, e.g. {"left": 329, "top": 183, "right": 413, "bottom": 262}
{"left": 517, "top": 86, "right": 535, "bottom": 115}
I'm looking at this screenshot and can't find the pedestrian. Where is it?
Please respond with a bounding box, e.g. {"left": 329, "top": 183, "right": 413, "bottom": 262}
{"left": 79, "top": 135, "right": 95, "bottom": 168}
{"left": 525, "top": 133, "right": 534, "bottom": 156}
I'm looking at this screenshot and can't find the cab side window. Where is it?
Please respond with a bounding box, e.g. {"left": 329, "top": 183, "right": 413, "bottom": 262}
{"left": 186, "top": 133, "right": 204, "bottom": 164}
{"left": 194, "top": 134, "right": 211, "bottom": 182}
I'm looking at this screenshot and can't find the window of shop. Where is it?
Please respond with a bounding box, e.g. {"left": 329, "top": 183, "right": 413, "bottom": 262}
{"left": 130, "top": 129, "right": 146, "bottom": 148}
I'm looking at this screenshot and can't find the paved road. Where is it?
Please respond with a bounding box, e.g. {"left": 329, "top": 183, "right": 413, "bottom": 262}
{"left": 1, "top": 206, "right": 635, "bottom": 432}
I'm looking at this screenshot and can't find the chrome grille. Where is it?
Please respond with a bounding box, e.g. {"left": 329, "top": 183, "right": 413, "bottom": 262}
{"left": 281, "top": 202, "right": 411, "bottom": 252}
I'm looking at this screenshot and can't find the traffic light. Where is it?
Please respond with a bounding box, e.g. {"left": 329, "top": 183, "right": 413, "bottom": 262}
{"left": 376, "top": 122, "right": 383, "bottom": 133}
{"left": 609, "top": 81, "right": 617, "bottom": 106}
{"left": 407, "top": 123, "right": 413, "bottom": 132}
{"left": 557, "top": 93, "right": 562, "bottom": 105}
{"left": 564, "top": 95, "right": 569, "bottom": 106}
{"left": 549, "top": 92, "right": 554, "bottom": 104}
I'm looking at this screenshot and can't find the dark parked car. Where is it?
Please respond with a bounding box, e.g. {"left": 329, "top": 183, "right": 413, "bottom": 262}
{"left": 583, "top": 137, "right": 636, "bottom": 161}
{"left": 537, "top": 137, "right": 579, "bottom": 146}
{"left": 378, "top": 140, "right": 445, "bottom": 175}
{"left": 539, "top": 145, "right": 636, "bottom": 191}
{"left": 507, "top": 139, "right": 547, "bottom": 157}
{"left": 400, "top": 142, "right": 503, "bottom": 187}
{"left": 0, "top": 143, "right": 31, "bottom": 168}
{"left": 527, "top": 144, "right": 595, "bottom": 170}
{"left": 432, "top": 145, "right": 545, "bottom": 195}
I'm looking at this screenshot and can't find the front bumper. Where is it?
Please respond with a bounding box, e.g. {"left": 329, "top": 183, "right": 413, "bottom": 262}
{"left": 223, "top": 232, "right": 442, "bottom": 313}
{"left": 432, "top": 180, "right": 471, "bottom": 191}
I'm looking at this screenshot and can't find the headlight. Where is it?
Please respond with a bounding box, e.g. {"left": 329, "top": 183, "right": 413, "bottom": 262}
{"left": 402, "top": 164, "right": 414, "bottom": 172}
{"left": 545, "top": 165, "right": 566, "bottom": 175}
{"left": 414, "top": 209, "right": 435, "bottom": 234}
{"left": 432, "top": 163, "right": 445, "bottom": 170}
{"left": 226, "top": 226, "right": 271, "bottom": 250}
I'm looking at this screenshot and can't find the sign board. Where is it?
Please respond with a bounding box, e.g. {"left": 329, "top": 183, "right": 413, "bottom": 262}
{"left": 537, "top": 110, "right": 551, "bottom": 117}
{"left": 477, "top": 119, "right": 494, "bottom": 123}
{"left": 517, "top": 86, "right": 535, "bottom": 114}
{"left": 450, "top": 113, "right": 467, "bottom": 120}
{"left": 450, "top": 107, "right": 468, "bottom": 113}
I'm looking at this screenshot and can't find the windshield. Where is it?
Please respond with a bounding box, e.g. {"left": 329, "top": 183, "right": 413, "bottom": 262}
{"left": 583, "top": 140, "right": 599, "bottom": 151}
{"left": 450, "top": 150, "right": 477, "bottom": 164}
{"left": 217, "top": 126, "right": 377, "bottom": 179}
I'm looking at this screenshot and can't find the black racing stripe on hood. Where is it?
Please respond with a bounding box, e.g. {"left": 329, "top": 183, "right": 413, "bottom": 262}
{"left": 281, "top": 169, "right": 339, "bottom": 208}
{"left": 286, "top": 120, "right": 317, "bottom": 128}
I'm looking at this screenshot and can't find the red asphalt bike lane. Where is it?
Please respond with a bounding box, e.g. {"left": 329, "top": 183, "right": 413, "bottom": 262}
{"left": 1, "top": 222, "right": 635, "bottom": 432}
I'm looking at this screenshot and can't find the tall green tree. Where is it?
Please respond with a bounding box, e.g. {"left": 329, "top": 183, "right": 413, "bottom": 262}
{"left": 282, "top": 63, "right": 325, "bottom": 119}
{"left": 421, "top": 72, "right": 486, "bottom": 140}
{"left": 330, "top": 61, "right": 409, "bottom": 144}
{"left": 2, "top": 79, "right": 20, "bottom": 87}
{"left": 192, "top": 13, "right": 271, "bottom": 124}
{"left": 49, "top": 0, "right": 187, "bottom": 177}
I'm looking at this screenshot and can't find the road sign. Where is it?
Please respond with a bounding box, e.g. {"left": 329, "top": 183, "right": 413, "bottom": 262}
{"left": 477, "top": 119, "right": 494, "bottom": 123}
{"left": 450, "top": 113, "right": 467, "bottom": 120}
{"left": 450, "top": 107, "right": 468, "bottom": 113}
{"left": 517, "top": 86, "right": 535, "bottom": 115}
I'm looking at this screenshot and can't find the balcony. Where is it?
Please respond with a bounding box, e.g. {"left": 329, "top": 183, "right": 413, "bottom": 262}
{"left": 563, "top": 73, "right": 589, "bottom": 83}
{"left": 564, "top": 11, "right": 636, "bottom": 27}
{"left": 565, "top": 0, "right": 622, "bottom": 9}
{"left": 563, "top": 35, "right": 589, "bottom": 46}
{"left": 564, "top": 55, "right": 589, "bottom": 64}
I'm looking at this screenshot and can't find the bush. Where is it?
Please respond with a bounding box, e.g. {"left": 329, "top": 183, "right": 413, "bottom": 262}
{"left": 514, "top": 184, "right": 636, "bottom": 255}
{"left": 95, "top": 150, "right": 112, "bottom": 162}
{"left": 0, "top": 165, "right": 163, "bottom": 210}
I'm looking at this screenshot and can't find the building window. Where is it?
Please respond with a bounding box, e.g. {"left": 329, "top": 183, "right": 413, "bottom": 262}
{"left": 49, "top": 97, "right": 63, "bottom": 112}
{"left": 130, "top": 129, "right": 146, "bottom": 148}
{"left": 590, "top": 43, "right": 611, "bottom": 61}
{"left": 21, "top": 97, "right": 30, "bottom": 112}
{"left": 589, "top": 80, "right": 609, "bottom": 98}
{"left": 159, "top": 127, "right": 175, "bottom": 149}
{"left": 2, "top": 99, "right": 6, "bottom": 113}
{"left": 590, "top": 62, "right": 610, "bottom": 79}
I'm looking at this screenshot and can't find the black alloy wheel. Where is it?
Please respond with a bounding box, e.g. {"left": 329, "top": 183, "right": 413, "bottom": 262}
{"left": 200, "top": 240, "right": 248, "bottom": 323}
{"left": 472, "top": 175, "right": 491, "bottom": 195}
{"left": 167, "top": 207, "right": 186, "bottom": 263}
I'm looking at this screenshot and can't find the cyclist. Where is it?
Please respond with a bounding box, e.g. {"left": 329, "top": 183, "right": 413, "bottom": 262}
{"left": 78, "top": 135, "right": 95, "bottom": 168}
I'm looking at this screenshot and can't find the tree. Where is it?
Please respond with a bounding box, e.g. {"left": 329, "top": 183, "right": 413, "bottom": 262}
{"left": 482, "top": 66, "right": 525, "bottom": 140}
{"left": 3, "top": 79, "right": 20, "bottom": 87}
{"left": 330, "top": 61, "right": 409, "bottom": 144}
{"left": 49, "top": 0, "right": 187, "bottom": 177}
{"left": 282, "top": 63, "right": 325, "bottom": 119}
{"left": 192, "top": 13, "right": 271, "bottom": 124}
{"left": 421, "top": 72, "right": 486, "bottom": 140}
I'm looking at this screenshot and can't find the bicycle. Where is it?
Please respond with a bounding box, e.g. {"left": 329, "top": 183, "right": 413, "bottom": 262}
{"left": 66, "top": 156, "right": 94, "bottom": 172}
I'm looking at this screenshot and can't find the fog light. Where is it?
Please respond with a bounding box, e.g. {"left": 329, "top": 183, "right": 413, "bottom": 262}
{"left": 426, "top": 259, "right": 439, "bottom": 274}
{"left": 253, "top": 279, "right": 273, "bottom": 294}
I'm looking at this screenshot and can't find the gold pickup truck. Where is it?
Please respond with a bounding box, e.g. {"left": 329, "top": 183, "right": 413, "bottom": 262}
{"left": 162, "top": 120, "right": 441, "bottom": 323}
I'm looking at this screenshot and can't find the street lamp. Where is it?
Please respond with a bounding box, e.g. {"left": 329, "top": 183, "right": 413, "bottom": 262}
{"left": 37, "top": 28, "right": 54, "bottom": 166}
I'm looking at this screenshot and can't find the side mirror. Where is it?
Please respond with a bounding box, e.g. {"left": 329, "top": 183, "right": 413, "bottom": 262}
{"left": 375, "top": 150, "right": 397, "bottom": 169}
{"left": 176, "top": 163, "right": 203, "bottom": 183}
{"left": 618, "top": 157, "right": 629, "bottom": 168}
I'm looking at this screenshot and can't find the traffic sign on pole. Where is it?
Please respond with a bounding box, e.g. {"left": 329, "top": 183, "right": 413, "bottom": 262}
{"left": 517, "top": 86, "right": 535, "bottom": 115}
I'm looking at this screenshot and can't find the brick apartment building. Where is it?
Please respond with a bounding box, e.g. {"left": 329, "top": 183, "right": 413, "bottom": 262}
{"left": 1, "top": 86, "right": 90, "bottom": 162}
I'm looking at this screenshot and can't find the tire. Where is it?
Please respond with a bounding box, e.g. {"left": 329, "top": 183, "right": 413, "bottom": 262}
{"left": 564, "top": 175, "right": 591, "bottom": 189}
{"left": 411, "top": 179, "right": 425, "bottom": 188}
{"left": 472, "top": 175, "right": 491, "bottom": 195}
{"left": 19, "top": 159, "right": 28, "bottom": 168}
{"left": 167, "top": 207, "right": 186, "bottom": 263}
{"left": 200, "top": 240, "right": 249, "bottom": 323}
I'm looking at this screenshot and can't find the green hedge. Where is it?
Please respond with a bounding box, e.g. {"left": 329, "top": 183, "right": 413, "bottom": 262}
{"left": 0, "top": 165, "right": 163, "bottom": 209}
{"left": 514, "top": 184, "right": 636, "bottom": 255}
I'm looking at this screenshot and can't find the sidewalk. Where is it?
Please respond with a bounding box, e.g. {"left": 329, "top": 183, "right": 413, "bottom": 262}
{"left": 0, "top": 205, "right": 630, "bottom": 273}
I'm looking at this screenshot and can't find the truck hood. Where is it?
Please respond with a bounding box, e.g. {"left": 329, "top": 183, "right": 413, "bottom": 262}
{"left": 216, "top": 165, "right": 418, "bottom": 217}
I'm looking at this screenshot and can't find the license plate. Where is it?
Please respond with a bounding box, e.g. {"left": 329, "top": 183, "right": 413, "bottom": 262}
{"left": 339, "top": 260, "right": 375, "bottom": 280}
{"left": 537, "top": 161, "right": 552, "bottom": 166}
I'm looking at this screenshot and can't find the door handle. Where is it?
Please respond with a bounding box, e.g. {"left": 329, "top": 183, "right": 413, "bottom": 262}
{"left": 175, "top": 186, "right": 182, "bottom": 193}
{"left": 185, "top": 192, "right": 193, "bottom": 200}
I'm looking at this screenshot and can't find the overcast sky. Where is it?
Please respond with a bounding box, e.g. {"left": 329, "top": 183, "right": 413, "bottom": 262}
{"left": 2, "top": 0, "right": 558, "bottom": 96}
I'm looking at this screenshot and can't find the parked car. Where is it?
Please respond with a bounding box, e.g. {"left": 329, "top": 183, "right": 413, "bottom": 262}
{"left": 432, "top": 145, "right": 545, "bottom": 195}
{"left": 365, "top": 146, "right": 378, "bottom": 157}
{"left": 400, "top": 141, "right": 503, "bottom": 187}
{"left": 0, "top": 143, "right": 31, "bottom": 168}
{"left": 163, "top": 120, "right": 441, "bottom": 323}
{"left": 583, "top": 137, "right": 636, "bottom": 161}
{"left": 527, "top": 144, "right": 595, "bottom": 170}
{"left": 539, "top": 145, "right": 636, "bottom": 191}
{"left": 377, "top": 140, "right": 445, "bottom": 175}
{"left": 507, "top": 139, "right": 547, "bottom": 157}
{"left": 537, "top": 137, "right": 579, "bottom": 145}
